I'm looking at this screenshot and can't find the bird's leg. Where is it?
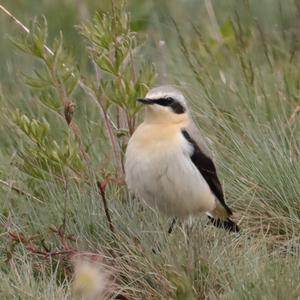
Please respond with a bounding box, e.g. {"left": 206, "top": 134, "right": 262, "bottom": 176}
{"left": 168, "top": 218, "right": 177, "bottom": 234}
{"left": 152, "top": 218, "right": 177, "bottom": 254}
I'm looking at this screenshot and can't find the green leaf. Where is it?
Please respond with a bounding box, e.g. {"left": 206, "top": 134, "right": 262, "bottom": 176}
{"left": 220, "top": 19, "right": 235, "bottom": 39}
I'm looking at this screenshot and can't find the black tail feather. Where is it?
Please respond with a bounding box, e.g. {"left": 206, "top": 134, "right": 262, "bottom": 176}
{"left": 207, "top": 216, "right": 240, "bottom": 233}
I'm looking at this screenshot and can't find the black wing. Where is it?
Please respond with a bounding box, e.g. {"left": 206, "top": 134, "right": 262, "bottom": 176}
{"left": 182, "top": 129, "right": 232, "bottom": 216}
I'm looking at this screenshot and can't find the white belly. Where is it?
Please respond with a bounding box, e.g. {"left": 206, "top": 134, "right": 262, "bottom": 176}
{"left": 125, "top": 129, "right": 216, "bottom": 217}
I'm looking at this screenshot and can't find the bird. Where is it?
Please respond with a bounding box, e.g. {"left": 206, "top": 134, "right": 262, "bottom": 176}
{"left": 125, "top": 85, "right": 239, "bottom": 232}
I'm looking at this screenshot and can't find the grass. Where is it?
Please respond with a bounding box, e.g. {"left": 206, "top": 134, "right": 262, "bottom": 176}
{"left": 0, "top": 0, "right": 300, "bottom": 299}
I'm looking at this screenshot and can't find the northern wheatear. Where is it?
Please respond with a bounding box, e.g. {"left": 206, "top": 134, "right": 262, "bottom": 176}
{"left": 125, "top": 86, "right": 239, "bottom": 232}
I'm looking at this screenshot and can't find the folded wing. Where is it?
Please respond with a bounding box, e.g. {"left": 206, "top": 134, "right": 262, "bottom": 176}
{"left": 182, "top": 122, "right": 239, "bottom": 232}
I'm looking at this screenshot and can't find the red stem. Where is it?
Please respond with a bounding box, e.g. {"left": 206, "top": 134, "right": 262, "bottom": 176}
{"left": 97, "top": 181, "right": 115, "bottom": 235}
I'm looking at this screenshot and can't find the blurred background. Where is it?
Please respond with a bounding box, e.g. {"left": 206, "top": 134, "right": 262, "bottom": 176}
{"left": 1, "top": 0, "right": 299, "bottom": 84}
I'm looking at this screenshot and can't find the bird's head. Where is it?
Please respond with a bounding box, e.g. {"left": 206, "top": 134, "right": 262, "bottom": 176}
{"left": 137, "top": 85, "right": 188, "bottom": 124}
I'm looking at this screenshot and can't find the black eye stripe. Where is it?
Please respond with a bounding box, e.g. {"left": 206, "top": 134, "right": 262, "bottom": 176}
{"left": 170, "top": 102, "right": 185, "bottom": 114}
{"left": 152, "top": 97, "right": 174, "bottom": 106}
{"left": 152, "top": 97, "right": 185, "bottom": 114}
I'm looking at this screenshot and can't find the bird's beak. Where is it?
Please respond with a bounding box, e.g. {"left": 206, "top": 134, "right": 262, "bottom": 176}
{"left": 137, "top": 98, "right": 154, "bottom": 105}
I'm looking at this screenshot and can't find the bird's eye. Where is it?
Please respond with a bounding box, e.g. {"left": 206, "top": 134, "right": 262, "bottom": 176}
{"left": 165, "top": 97, "right": 174, "bottom": 104}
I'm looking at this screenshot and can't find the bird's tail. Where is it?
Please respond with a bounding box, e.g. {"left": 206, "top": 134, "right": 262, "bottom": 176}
{"left": 207, "top": 215, "right": 240, "bottom": 232}
{"left": 206, "top": 200, "right": 240, "bottom": 233}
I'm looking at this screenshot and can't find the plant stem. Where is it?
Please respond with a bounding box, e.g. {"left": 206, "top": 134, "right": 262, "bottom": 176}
{"left": 97, "top": 181, "right": 115, "bottom": 235}
{"left": 0, "top": 179, "right": 44, "bottom": 203}
{"left": 204, "top": 0, "right": 222, "bottom": 42}
{"left": 0, "top": 5, "right": 54, "bottom": 55}
{"left": 102, "top": 105, "right": 123, "bottom": 176}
